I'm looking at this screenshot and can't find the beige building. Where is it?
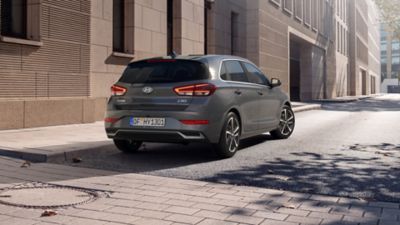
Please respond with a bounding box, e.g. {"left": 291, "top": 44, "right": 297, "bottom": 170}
{"left": 0, "top": 0, "right": 380, "bottom": 130}
{"left": 348, "top": 0, "right": 380, "bottom": 96}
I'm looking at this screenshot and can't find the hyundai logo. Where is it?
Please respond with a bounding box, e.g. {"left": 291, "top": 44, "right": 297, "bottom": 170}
{"left": 142, "top": 86, "right": 154, "bottom": 94}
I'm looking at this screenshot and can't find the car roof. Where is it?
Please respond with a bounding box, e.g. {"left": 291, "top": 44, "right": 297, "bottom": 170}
{"left": 135, "top": 54, "right": 253, "bottom": 64}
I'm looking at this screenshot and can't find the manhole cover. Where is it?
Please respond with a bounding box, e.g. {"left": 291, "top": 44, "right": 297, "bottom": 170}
{"left": 0, "top": 182, "right": 102, "bottom": 209}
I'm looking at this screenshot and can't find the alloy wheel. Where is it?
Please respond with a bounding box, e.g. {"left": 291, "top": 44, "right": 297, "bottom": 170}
{"left": 279, "top": 108, "right": 295, "bottom": 136}
{"left": 225, "top": 117, "right": 240, "bottom": 152}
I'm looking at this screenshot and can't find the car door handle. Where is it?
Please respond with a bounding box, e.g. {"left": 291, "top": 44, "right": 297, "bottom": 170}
{"left": 234, "top": 90, "right": 242, "bottom": 95}
{"left": 257, "top": 91, "right": 264, "bottom": 96}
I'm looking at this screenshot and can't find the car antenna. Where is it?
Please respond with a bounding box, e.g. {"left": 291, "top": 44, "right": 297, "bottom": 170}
{"left": 169, "top": 51, "right": 178, "bottom": 59}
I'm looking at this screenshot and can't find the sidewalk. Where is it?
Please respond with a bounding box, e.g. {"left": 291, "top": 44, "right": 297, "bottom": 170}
{"left": 0, "top": 156, "right": 398, "bottom": 225}
{"left": 310, "top": 94, "right": 382, "bottom": 104}
{"left": 0, "top": 103, "right": 320, "bottom": 163}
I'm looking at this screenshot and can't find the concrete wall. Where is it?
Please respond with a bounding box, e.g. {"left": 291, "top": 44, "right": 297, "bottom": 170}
{"left": 257, "top": 0, "right": 336, "bottom": 100}
{"left": 206, "top": 0, "right": 249, "bottom": 58}
{"left": 173, "top": 0, "right": 204, "bottom": 55}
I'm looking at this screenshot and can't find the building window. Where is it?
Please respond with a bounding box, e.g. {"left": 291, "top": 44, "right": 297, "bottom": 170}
{"left": 1, "top": 0, "right": 27, "bottom": 39}
{"left": 112, "top": 0, "right": 134, "bottom": 55}
{"left": 113, "top": 0, "right": 124, "bottom": 53}
{"left": 294, "top": 0, "right": 303, "bottom": 21}
{"left": 311, "top": 0, "right": 318, "bottom": 31}
{"left": 304, "top": 0, "right": 311, "bottom": 27}
{"left": 231, "top": 12, "right": 239, "bottom": 55}
{"left": 269, "top": 0, "right": 281, "bottom": 7}
{"left": 337, "top": 22, "right": 340, "bottom": 52}
{"left": 283, "top": 0, "right": 293, "bottom": 15}
{"left": 167, "top": 0, "right": 173, "bottom": 54}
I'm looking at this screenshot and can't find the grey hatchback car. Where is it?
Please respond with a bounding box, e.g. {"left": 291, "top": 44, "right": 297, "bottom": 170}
{"left": 105, "top": 55, "right": 295, "bottom": 158}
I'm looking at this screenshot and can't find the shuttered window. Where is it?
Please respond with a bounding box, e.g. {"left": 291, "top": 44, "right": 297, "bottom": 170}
{"left": 1, "top": 0, "right": 27, "bottom": 39}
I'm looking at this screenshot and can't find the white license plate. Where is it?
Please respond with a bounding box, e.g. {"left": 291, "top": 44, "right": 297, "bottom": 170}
{"left": 130, "top": 117, "right": 165, "bottom": 127}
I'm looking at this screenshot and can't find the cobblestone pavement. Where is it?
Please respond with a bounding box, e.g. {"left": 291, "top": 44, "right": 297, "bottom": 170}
{"left": 0, "top": 156, "right": 399, "bottom": 225}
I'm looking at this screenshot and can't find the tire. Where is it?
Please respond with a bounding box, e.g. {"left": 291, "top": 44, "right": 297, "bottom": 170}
{"left": 270, "top": 105, "right": 295, "bottom": 139}
{"left": 113, "top": 139, "right": 143, "bottom": 153}
{"left": 214, "top": 112, "right": 241, "bottom": 159}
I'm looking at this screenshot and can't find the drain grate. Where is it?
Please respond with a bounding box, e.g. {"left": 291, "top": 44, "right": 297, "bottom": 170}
{"left": 0, "top": 182, "right": 107, "bottom": 209}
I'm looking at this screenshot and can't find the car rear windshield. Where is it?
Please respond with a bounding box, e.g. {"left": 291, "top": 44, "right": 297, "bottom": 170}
{"left": 119, "top": 60, "right": 210, "bottom": 84}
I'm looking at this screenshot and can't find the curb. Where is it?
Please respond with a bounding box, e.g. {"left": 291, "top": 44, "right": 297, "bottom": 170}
{"left": 293, "top": 104, "right": 321, "bottom": 113}
{"left": 0, "top": 141, "right": 113, "bottom": 163}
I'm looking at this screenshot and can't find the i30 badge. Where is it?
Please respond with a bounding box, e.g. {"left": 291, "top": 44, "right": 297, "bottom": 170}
{"left": 142, "top": 86, "right": 153, "bottom": 94}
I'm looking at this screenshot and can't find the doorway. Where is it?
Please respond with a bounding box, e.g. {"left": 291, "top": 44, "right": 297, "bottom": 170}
{"left": 289, "top": 39, "right": 301, "bottom": 102}
{"left": 290, "top": 59, "right": 301, "bottom": 101}
{"left": 361, "top": 70, "right": 367, "bottom": 95}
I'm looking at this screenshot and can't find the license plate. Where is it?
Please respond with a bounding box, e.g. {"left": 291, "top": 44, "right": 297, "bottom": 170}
{"left": 130, "top": 117, "right": 165, "bottom": 127}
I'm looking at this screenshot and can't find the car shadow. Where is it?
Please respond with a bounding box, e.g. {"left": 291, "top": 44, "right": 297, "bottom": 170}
{"left": 64, "top": 134, "right": 275, "bottom": 174}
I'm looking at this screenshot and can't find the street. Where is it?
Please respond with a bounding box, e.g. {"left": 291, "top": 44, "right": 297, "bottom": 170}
{"left": 61, "top": 95, "right": 400, "bottom": 203}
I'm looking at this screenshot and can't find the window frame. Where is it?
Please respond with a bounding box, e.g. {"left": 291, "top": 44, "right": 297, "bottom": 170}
{"left": 1, "top": 0, "right": 27, "bottom": 39}
{"left": 283, "top": 0, "right": 293, "bottom": 15}
{"left": 241, "top": 62, "right": 270, "bottom": 86}
{"left": 112, "top": 0, "right": 135, "bottom": 57}
{"left": 221, "top": 60, "right": 249, "bottom": 83}
{"left": 0, "top": 0, "right": 42, "bottom": 46}
{"left": 219, "top": 59, "right": 270, "bottom": 87}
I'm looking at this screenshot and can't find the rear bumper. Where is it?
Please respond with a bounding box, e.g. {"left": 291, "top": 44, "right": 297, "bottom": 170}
{"left": 106, "top": 128, "right": 209, "bottom": 143}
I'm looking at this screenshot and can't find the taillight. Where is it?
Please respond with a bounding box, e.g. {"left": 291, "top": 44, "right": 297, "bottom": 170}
{"left": 111, "top": 85, "right": 127, "bottom": 96}
{"left": 173, "top": 83, "right": 216, "bottom": 96}
{"left": 180, "top": 120, "right": 209, "bottom": 125}
{"left": 104, "top": 117, "right": 120, "bottom": 123}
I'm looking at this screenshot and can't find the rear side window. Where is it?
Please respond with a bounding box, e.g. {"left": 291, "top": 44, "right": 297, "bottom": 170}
{"left": 119, "top": 60, "right": 209, "bottom": 84}
{"left": 223, "top": 61, "right": 248, "bottom": 82}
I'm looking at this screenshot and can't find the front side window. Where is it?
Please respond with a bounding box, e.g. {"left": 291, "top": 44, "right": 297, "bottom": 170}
{"left": 243, "top": 63, "right": 268, "bottom": 85}
{"left": 223, "top": 61, "right": 248, "bottom": 82}
{"left": 1, "top": 0, "right": 27, "bottom": 38}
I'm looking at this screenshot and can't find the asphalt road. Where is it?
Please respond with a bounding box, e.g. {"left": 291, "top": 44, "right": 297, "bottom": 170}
{"left": 64, "top": 94, "right": 400, "bottom": 203}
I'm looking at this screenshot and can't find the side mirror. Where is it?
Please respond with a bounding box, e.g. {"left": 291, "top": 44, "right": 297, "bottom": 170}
{"left": 270, "top": 78, "right": 281, "bottom": 88}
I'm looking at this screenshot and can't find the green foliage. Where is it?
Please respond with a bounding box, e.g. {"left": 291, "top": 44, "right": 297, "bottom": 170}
{"left": 374, "top": 0, "right": 400, "bottom": 40}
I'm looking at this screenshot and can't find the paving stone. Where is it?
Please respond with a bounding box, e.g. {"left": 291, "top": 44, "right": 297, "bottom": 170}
{"left": 368, "top": 202, "right": 400, "bottom": 209}
{"left": 225, "top": 214, "right": 264, "bottom": 224}
{"left": 308, "top": 211, "right": 343, "bottom": 220}
{"left": 197, "top": 218, "right": 238, "bottom": 225}
{"left": 379, "top": 220, "right": 400, "bottom": 225}
{"left": 220, "top": 207, "right": 256, "bottom": 216}
{"left": 275, "top": 207, "right": 310, "bottom": 217}
{"left": 165, "top": 199, "right": 196, "bottom": 207}
{"left": 136, "top": 202, "right": 170, "bottom": 211}
{"left": 252, "top": 210, "right": 288, "bottom": 220}
{"left": 164, "top": 193, "right": 193, "bottom": 201}
{"left": 164, "top": 206, "right": 200, "bottom": 215}
{"left": 104, "top": 206, "right": 143, "bottom": 215}
{"left": 164, "top": 214, "right": 203, "bottom": 224}
{"left": 286, "top": 215, "right": 322, "bottom": 225}
{"left": 194, "top": 210, "right": 229, "bottom": 220}
{"left": 192, "top": 203, "right": 226, "bottom": 212}
{"left": 309, "top": 195, "right": 339, "bottom": 203}
{"left": 1, "top": 217, "right": 38, "bottom": 225}
{"left": 135, "top": 209, "right": 171, "bottom": 220}
{"left": 342, "top": 215, "right": 378, "bottom": 224}
{"left": 132, "top": 218, "right": 173, "bottom": 225}
{"left": 260, "top": 219, "right": 299, "bottom": 225}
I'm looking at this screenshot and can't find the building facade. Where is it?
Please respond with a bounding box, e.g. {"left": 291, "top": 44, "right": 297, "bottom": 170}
{"left": 380, "top": 24, "right": 400, "bottom": 93}
{"left": 348, "top": 0, "right": 380, "bottom": 96}
{"left": 0, "top": 0, "right": 380, "bottom": 130}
